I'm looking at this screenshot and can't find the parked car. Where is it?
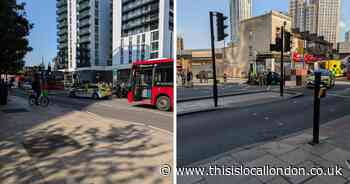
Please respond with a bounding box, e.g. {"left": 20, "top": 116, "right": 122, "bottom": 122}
{"left": 69, "top": 83, "right": 112, "bottom": 99}
{"left": 306, "top": 70, "right": 335, "bottom": 89}
{"left": 269, "top": 72, "right": 281, "bottom": 85}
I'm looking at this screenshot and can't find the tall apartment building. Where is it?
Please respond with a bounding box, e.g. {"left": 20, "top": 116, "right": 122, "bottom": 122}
{"left": 177, "top": 36, "right": 184, "bottom": 51}
{"left": 112, "top": 0, "right": 174, "bottom": 72}
{"left": 56, "top": 0, "right": 112, "bottom": 82}
{"left": 230, "top": 0, "right": 252, "bottom": 43}
{"left": 346, "top": 31, "right": 350, "bottom": 42}
{"left": 289, "top": 0, "right": 341, "bottom": 48}
{"left": 57, "top": 0, "right": 77, "bottom": 72}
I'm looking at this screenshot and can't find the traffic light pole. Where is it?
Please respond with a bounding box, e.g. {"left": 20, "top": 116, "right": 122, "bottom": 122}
{"left": 209, "top": 11, "right": 218, "bottom": 107}
{"left": 280, "top": 24, "right": 285, "bottom": 97}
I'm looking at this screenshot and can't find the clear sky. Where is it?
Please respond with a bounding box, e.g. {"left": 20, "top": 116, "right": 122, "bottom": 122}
{"left": 20, "top": 0, "right": 350, "bottom": 65}
{"left": 178, "top": 0, "right": 350, "bottom": 49}
{"left": 20, "top": 0, "right": 57, "bottom": 66}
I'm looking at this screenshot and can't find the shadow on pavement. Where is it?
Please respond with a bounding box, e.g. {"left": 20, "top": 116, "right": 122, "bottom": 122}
{"left": 0, "top": 95, "right": 172, "bottom": 184}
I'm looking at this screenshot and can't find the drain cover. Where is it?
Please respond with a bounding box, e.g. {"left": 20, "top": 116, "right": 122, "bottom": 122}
{"left": 2, "top": 108, "right": 28, "bottom": 113}
{"left": 22, "top": 134, "right": 82, "bottom": 158}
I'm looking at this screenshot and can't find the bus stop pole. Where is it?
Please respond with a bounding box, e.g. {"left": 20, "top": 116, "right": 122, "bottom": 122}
{"left": 209, "top": 11, "right": 218, "bottom": 107}
{"left": 312, "top": 71, "right": 321, "bottom": 144}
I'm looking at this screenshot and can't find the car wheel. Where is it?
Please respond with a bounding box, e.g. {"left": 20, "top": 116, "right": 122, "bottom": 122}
{"left": 92, "top": 93, "right": 99, "bottom": 100}
{"left": 69, "top": 91, "right": 75, "bottom": 97}
{"left": 28, "top": 96, "right": 35, "bottom": 106}
{"left": 156, "top": 96, "right": 170, "bottom": 111}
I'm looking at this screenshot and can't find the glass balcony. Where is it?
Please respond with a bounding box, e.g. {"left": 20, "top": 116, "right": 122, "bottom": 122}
{"left": 57, "top": 0, "right": 67, "bottom": 8}
{"left": 79, "top": 35, "right": 91, "bottom": 44}
{"left": 78, "top": 1, "right": 90, "bottom": 12}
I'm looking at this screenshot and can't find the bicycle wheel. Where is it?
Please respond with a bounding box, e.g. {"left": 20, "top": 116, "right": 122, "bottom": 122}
{"left": 40, "top": 96, "right": 50, "bottom": 107}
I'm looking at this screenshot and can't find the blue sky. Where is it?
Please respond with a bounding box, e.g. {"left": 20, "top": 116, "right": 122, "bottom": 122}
{"left": 20, "top": 0, "right": 57, "bottom": 66}
{"left": 178, "top": 0, "right": 350, "bottom": 49}
{"left": 20, "top": 0, "right": 350, "bottom": 65}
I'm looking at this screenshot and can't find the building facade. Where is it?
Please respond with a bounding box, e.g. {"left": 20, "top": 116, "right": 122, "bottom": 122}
{"left": 346, "top": 31, "right": 350, "bottom": 42}
{"left": 56, "top": 0, "right": 112, "bottom": 83}
{"left": 230, "top": 0, "right": 252, "bottom": 43}
{"left": 112, "top": 0, "right": 174, "bottom": 72}
{"left": 57, "top": 0, "right": 77, "bottom": 72}
{"left": 289, "top": 0, "right": 341, "bottom": 48}
{"left": 178, "top": 11, "right": 293, "bottom": 78}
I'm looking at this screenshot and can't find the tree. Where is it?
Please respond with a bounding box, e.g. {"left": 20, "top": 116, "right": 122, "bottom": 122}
{"left": 0, "top": 0, "right": 33, "bottom": 77}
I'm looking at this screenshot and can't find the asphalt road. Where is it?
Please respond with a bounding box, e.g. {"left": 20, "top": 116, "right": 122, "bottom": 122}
{"left": 177, "top": 82, "right": 350, "bottom": 166}
{"left": 177, "top": 84, "right": 258, "bottom": 101}
{"left": 14, "top": 90, "right": 173, "bottom": 132}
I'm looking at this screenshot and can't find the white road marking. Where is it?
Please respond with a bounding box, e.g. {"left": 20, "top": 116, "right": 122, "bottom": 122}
{"left": 328, "top": 94, "right": 350, "bottom": 99}
{"left": 85, "top": 111, "right": 172, "bottom": 135}
{"left": 94, "top": 100, "right": 173, "bottom": 118}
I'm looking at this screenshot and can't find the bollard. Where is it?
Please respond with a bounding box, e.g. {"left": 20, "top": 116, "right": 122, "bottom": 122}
{"left": 312, "top": 71, "right": 321, "bottom": 145}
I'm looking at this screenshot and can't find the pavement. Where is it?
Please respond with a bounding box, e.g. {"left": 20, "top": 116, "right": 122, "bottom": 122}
{"left": 0, "top": 95, "right": 173, "bottom": 184}
{"left": 178, "top": 114, "right": 350, "bottom": 184}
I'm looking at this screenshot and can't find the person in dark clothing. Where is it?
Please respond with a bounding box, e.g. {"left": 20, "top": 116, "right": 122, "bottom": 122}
{"left": 187, "top": 71, "right": 193, "bottom": 87}
{"left": 266, "top": 70, "right": 272, "bottom": 90}
{"left": 31, "top": 74, "right": 41, "bottom": 105}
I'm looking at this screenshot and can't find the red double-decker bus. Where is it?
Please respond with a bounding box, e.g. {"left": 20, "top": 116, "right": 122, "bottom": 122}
{"left": 128, "top": 58, "right": 173, "bottom": 111}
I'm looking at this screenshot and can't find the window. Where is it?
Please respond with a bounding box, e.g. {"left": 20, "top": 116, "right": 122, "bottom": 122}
{"left": 150, "top": 52, "right": 158, "bottom": 59}
{"left": 151, "top": 42, "right": 159, "bottom": 51}
{"left": 154, "top": 64, "right": 173, "bottom": 86}
{"left": 141, "top": 44, "right": 145, "bottom": 60}
{"left": 128, "top": 38, "right": 132, "bottom": 63}
{"left": 137, "top": 35, "right": 140, "bottom": 60}
{"left": 120, "top": 38, "right": 124, "bottom": 64}
{"left": 151, "top": 31, "right": 159, "bottom": 41}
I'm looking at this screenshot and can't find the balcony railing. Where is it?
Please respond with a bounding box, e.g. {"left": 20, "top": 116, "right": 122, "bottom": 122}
{"left": 122, "top": 0, "right": 158, "bottom": 13}
{"left": 57, "top": 0, "right": 67, "bottom": 8}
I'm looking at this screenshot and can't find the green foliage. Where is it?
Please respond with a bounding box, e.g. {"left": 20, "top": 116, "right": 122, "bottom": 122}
{"left": 0, "top": 0, "right": 33, "bottom": 74}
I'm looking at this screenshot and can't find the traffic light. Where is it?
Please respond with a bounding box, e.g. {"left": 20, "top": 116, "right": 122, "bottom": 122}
{"left": 216, "top": 12, "right": 228, "bottom": 41}
{"left": 270, "top": 37, "right": 282, "bottom": 52}
{"left": 284, "top": 31, "right": 292, "bottom": 52}
{"left": 270, "top": 28, "right": 283, "bottom": 52}
{"left": 276, "top": 36, "right": 283, "bottom": 51}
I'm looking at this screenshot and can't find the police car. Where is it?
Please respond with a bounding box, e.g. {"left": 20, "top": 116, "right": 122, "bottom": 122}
{"left": 68, "top": 83, "right": 112, "bottom": 99}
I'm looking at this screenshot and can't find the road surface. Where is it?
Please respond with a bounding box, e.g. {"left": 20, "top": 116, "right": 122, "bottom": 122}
{"left": 177, "top": 83, "right": 350, "bottom": 166}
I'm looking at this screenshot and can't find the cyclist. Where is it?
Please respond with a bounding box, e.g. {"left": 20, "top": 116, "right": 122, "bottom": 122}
{"left": 31, "top": 74, "right": 41, "bottom": 105}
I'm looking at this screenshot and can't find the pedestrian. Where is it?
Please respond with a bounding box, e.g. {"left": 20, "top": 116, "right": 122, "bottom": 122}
{"left": 223, "top": 73, "right": 227, "bottom": 84}
{"left": 199, "top": 71, "right": 203, "bottom": 84}
{"left": 204, "top": 71, "right": 209, "bottom": 83}
{"left": 258, "top": 73, "right": 263, "bottom": 87}
{"left": 181, "top": 71, "right": 186, "bottom": 86}
{"left": 187, "top": 71, "right": 193, "bottom": 88}
{"left": 266, "top": 70, "right": 272, "bottom": 90}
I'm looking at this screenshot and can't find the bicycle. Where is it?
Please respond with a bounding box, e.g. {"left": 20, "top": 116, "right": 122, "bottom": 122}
{"left": 28, "top": 90, "right": 50, "bottom": 107}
